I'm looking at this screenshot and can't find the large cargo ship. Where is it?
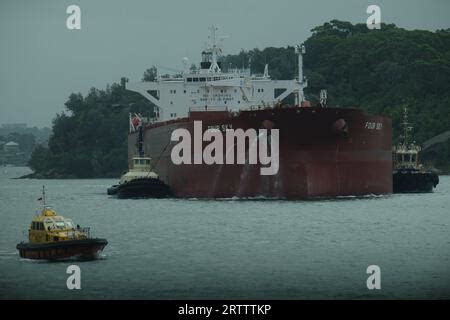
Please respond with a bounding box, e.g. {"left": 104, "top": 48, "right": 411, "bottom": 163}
{"left": 126, "top": 27, "right": 392, "bottom": 199}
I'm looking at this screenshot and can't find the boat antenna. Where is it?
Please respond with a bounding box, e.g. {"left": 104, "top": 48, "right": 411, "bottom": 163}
{"left": 42, "top": 185, "right": 46, "bottom": 206}
{"left": 137, "top": 123, "right": 144, "bottom": 157}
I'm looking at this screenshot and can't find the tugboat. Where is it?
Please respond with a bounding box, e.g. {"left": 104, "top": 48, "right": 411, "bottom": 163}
{"left": 392, "top": 108, "right": 439, "bottom": 193}
{"left": 17, "top": 187, "right": 108, "bottom": 260}
{"left": 107, "top": 114, "right": 173, "bottom": 198}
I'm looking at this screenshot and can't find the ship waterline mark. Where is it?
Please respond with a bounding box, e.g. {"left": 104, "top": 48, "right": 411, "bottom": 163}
{"left": 170, "top": 121, "right": 279, "bottom": 175}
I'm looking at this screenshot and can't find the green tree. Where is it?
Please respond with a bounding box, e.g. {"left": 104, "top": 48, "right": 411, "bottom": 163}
{"left": 142, "top": 66, "right": 157, "bottom": 81}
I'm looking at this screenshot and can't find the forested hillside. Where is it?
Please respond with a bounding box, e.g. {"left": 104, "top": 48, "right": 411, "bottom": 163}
{"left": 28, "top": 78, "right": 154, "bottom": 178}
{"left": 223, "top": 20, "right": 450, "bottom": 144}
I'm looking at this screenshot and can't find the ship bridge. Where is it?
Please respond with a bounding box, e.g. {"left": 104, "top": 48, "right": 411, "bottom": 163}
{"left": 126, "top": 27, "right": 307, "bottom": 122}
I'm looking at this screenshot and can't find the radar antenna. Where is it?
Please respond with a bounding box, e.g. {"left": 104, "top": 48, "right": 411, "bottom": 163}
{"left": 401, "top": 107, "right": 413, "bottom": 147}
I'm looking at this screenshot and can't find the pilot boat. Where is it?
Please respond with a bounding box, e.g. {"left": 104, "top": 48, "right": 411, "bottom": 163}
{"left": 17, "top": 187, "right": 108, "bottom": 260}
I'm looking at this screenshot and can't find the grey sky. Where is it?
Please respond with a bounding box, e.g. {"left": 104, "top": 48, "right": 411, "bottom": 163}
{"left": 1, "top": 0, "right": 449, "bottom": 128}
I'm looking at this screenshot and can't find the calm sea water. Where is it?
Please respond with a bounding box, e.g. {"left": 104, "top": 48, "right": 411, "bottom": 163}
{"left": 0, "top": 167, "right": 449, "bottom": 299}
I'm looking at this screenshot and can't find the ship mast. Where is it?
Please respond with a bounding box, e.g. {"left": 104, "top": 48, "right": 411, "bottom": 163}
{"left": 208, "top": 25, "right": 221, "bottom": 73}
{"left": 401, "top": 107, "right": 412, "bottom": 147}
{"left": 137, "top": 123, "right": 144, "bottom": 157}
{"left": 295, "top": 44, "right": 306, "bottom": 104}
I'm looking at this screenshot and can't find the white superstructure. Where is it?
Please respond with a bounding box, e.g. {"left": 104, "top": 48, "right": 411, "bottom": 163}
{"left": 126, "top": 26, "right": 307, "bottom": 122}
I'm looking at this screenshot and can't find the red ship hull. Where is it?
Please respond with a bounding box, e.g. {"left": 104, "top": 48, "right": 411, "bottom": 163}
{"left": 128, "top": 106, "right": 392, "bottom": 199}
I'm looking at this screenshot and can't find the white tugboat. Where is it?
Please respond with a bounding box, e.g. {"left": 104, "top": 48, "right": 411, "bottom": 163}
{"left": 107, "top": 114, "right": 173, "bottom": 198}
{"left": 392, "top": 108, "right": 439, "bottom": 193}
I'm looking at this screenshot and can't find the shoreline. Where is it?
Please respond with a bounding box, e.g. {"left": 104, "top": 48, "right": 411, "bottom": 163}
{"left": 10, "top": 169, "right": 450, "bottom": 180}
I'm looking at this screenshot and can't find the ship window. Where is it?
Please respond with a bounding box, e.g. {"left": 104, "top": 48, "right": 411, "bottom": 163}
{"left": 207, "top": 77, "right": 211, "bottom": 81}
{"left": 146, "top": 160, "right": 151, "bottom": 165}
{"left": 140, "top": 159, "right": 145, "bottom": 165}
{"left": 134, "top": 159, "right": 139, "bottom": 165}
{"left": 411, "top": 154, "right": 416, "bottom": 162}
{"left": 187, "top": 78, "right": 192, "bottom": 82}
{"left": 184, "top": 90, "right": 186, "bottom": 94}
{"left": 193, "top": 78, "right": 199, "bottom": 82}
{"left": 200, "top": 77, "right": 206, "bottom": 82}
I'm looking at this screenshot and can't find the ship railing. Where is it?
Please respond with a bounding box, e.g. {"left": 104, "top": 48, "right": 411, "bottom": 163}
{"left": 65, "top": 227, "right": 91, "bottom": 239}
{"left": 67, "top": 230, "right": 77, "bottom": 240}
{"left": 80, "top": 227, "right": 91, "bottom": 238}
{"left": 189, "top": 106, "right": 229, "bottom": 112}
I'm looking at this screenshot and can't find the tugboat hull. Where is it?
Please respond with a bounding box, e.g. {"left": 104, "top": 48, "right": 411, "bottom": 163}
{"left": 393, "top": 170, "right": 439, "bottom": 193}
{"left": 16, "top": 239, "right": 108, "bottom": 260}
{"left": 116, "top": 178, "right": 173, "bottom": 198}
{"left": 107, "top": 184, "right": 119, "bottom": 195}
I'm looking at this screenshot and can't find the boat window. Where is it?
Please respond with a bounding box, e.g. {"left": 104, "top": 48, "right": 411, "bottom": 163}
{"left": 187, "top": 78, "right": 192, "bottom": 82}
{"left": 193, "top": 78, "right": 199, "bottom": 82}
{"left": 134, "top": 159, "right": 139, "bottom": 165}
{"left": 146, "top": 160, "right": 151, "bottom": 165}
{"left": 411, "top": 154, "right": 416, "bottom": 162}
{"left": 55, "top": 221, "right": 66, "bottom": 229}
{"left": 200, "top": 77, "right": 206, "bottom": 82}
{"left": 65, "top": 220, "right": 74, "bottom": 229}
